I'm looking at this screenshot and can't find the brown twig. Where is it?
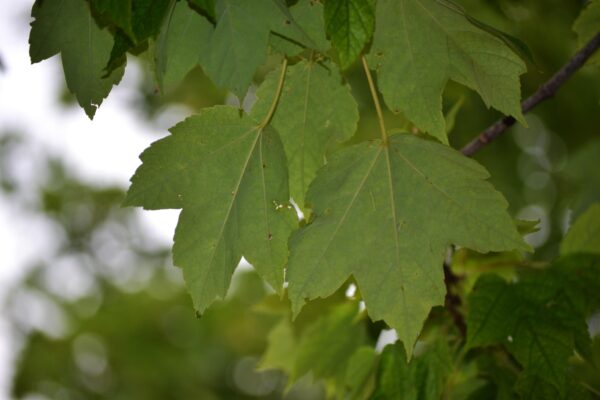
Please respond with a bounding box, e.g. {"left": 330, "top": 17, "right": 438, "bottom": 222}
{"left": 461, "top": 31, "right": 600, "bottom": 157}
{"left": 444, "top": 262, "right": 467, "bottom": 337}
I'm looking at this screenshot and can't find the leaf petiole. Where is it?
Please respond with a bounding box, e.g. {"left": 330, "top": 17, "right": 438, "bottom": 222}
{"left": 258, "top": 57, "right": 289, "bottom": 129}
{"left": 361, "top": 56, "right": 387, "bottom": 144}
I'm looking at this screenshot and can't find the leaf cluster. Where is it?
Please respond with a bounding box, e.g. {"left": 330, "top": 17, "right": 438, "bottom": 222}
{"left": 26, "top": 0, "right": 600, "bottom": 398}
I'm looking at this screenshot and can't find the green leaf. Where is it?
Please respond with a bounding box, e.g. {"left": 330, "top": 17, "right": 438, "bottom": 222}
{"left": 259, "top": 317, "right": 297, "bottom": 374}
{"left": 293, "top": 302, "right": 364, "bottom": 381}
{"left": 435, "top": 0, "right": 535, "bottom": 66}
{"left": 324, "top": 0, "right": 375, "bottom": 69}
{"left": 344, "top": 346, "right": 377, "bottom": 400}
{"left": 506, "top": 312, "right": 572, "bottom": 394}
{"left": 104, "top": 0, "right": 172, "bottom": 74}
{"left": 89, "top": 0, "right": 134, "bottom": 36}
{"left": 561, "top": 203, "right": 600, "bottom": 256}
{"left": 29, "top": 0, "right": 125, "bottom": 119}
{"left": 372, "top": 340, "right": 452, "bottom": 400}
{"left": 466, "top": 255, "right": 600, "bottom": 394}
{"left": 444, "top": 96, "right": 464, "bottom": 136}
{"left": 515, "top": 373, "right": 594, "bottom": 400}
{"left": 155, "top": 1, "right": 213, "bottom": 92}
{"left": 465, "top": 275, "right": 515, "bottom": 349}
{"left": 251, "top": 60, "right": 359, "bottom": 210}
{"left": 287, "top": 134, "right": 528, "bottom": 356}
{"left": 516, "top": 219, "right": 541, "bottom": 236}
{"left": 199, "top": 0, "right": 281, "bottom": 98}
{"left": 125, "top": 106, "right": 297, "bottom": 313}
{"left": 562, "top": 139, "right": 600, "bottom": 216}
{"left": 574, "top": 0, "right": 600, "bottom": 67}
{"left": 187, "top": 0, "right": 216, "bottom": 20}
{"left": 270, "top": 0, "right": 329, "bottom": 56}
{"left": 369, "top": 0, "right": 526, "bottom": 143}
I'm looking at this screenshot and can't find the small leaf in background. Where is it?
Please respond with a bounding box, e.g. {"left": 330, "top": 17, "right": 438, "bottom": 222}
{"left": 287, "top": 134, "right": 528, "bottom": 356}
{"left": 467, "top": 254, "right": 600, "bottom": 395}
{"left": 259, "top": 302, "right": 368, "bottom": 395}
{"left": 324, "top": 0, "right": 375, "bottom": 69}
{"left": 344, "top": 346, "right": 377, "bottom": 400}
{"left": 251, "top": 59, "right": 358, "bottom": 210}
{"left": 155, "top": 1, "right": 213, "bottom": 93}
{"left": 125, "top": 106, "right": 297, "bottom": 313}
{"left": 574, "top": 0, "right": 600, "bottom": 67}
{"left": 372, "top": 340, "right": 452, "bottom": 400}
{"left": 561, "top": 203, "right": 600, "bottom": 255}
{"left": 369, "top": 0, "right": 526, "bottom": 143}
{"left": 259, "top": 318, "right": 297, "bottom": 374}
{"left": 444, "top": 96, "right": 464, "bottom": 137}
{"left": 293, "top": 302, "right": 364, "bottom": 382}
{"left": 515, "top": 219, "right": 541, "bottom": 236}
{"left": 29, "top": 0, "right": 124, "bottom": 118}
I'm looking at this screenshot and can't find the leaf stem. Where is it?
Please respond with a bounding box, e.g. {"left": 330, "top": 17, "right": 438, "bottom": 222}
{"left": 361, "top": 56, "right": 387, "bottom": 144}
{"left": 259, "top": 57, "right": 288, "bottom": 129}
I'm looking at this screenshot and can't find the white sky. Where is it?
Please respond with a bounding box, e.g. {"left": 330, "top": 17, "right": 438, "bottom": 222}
{"left": 0, "top": 3, "right": 180, "bottom": 397}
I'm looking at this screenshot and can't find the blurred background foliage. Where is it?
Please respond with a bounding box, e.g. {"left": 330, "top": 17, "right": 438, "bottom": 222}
{"left": 2, "top": 0, "right": 600, "bottom": 398}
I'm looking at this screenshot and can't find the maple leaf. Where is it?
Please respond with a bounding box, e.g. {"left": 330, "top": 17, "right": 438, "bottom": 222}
{"left": 125, "top": 106, "right": 297, "bottom": 312}
{"left": 287, "top": 134, "right": 529, "bottom": 356}
{"left": 369, "top": 0, "right": 526, "bottom": 143}
{"left": 29, "top": 0, "right": 124, "bottom": 118}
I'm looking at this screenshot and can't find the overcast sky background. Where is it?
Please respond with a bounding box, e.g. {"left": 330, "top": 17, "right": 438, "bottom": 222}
{"left": 0, "top": 3, "right": 182, "bottom": 397}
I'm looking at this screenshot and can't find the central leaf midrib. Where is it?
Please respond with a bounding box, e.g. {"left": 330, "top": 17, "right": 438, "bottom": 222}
{"left": 299, "top": 62, "right": 313, "bottom": 202}
{"left": 292, "top": 145, "right": 382, "bottom": 302}
{"left": 203, "top": 127, "right": 263, "bottom": 274}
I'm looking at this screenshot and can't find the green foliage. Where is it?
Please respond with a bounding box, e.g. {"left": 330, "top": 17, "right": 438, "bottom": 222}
{"left": 125, "top": 106, "right": 297, "bottom": 312}
{"left": 287, "top": 134, "right": 527, "bottom": 355}
{"left": 155, "top": 0, "right": 212, "bottom": 93}
{"left": 252, "top": 59, "right": 358, "bottom": 210}
{"left": 324, "top": 0, "right": 374, "bottom": 69}
{"left": 198, "top": 0, "right": 275, "bottom": 98}
{"left": 29, "top": 0, "right": 124, "bottom": 118}
{"left": 99, "top": 0, "right": 172, "bottom": 73}
{"left": 561, "top": 203, "right": 600, "bottom": 255}
{"left": 369, "top": 0, "right": 526, "bottom": 142}
{"left": 188, "top": 0, "right": 216, "bottom": 20}
{"left": 372, "top": 340, "right": 452, "bottom": 400}
{"left": 574, "top": 0, "right": 600, "bottom": 66}
{"left": 269, "top": 0, "right": 329, "bottom": 56}
{"left": 467, "top": 253, "right": 600, "bottom": 395}
{"left": 23, "top": 0, "right": 600, "bottom": 398}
